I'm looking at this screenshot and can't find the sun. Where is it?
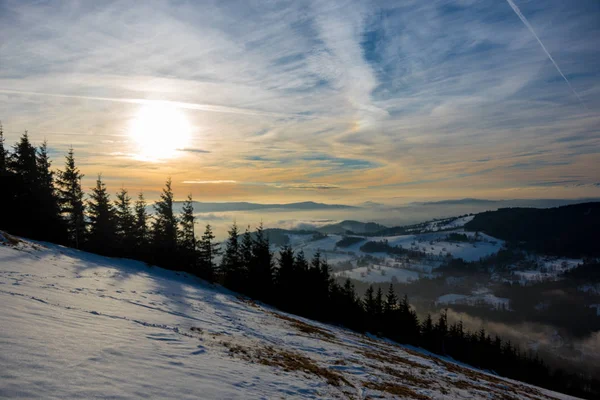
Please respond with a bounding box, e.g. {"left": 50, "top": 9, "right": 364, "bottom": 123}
{"left": 129, "top": 102, "right": 192, "bottom": 160}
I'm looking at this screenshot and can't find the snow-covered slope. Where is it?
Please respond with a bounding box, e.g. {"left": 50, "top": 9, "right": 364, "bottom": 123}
{"left": 0, "top": 234, "right": 579, "bottom": 399}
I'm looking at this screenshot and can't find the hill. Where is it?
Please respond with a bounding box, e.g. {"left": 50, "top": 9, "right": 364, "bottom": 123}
{"left": 0, "top": 234, "right": 580, "bottom": 400}
{"left": 171, "top": 201, "right": 357, "bottom": 213}
{"left": 464, "top": 202, "right": 600, "bottom": 257}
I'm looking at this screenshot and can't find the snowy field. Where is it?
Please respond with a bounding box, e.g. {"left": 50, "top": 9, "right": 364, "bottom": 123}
{"left": 287, "top": 230, "right": 504, "bottom": 284}
{"left": 0, "top": 233, "right": 579, "bottom": 399}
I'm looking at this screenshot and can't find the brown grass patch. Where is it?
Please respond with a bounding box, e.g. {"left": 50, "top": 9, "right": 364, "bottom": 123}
{"left": 271, "top": 312, "right": 337, "bottom": 342}
{"left": 0, "top": 232, "right": 21, "bottom": 246}
{"left": 236, "top": 296, "right": 260, "bottom": 308}
{"left": 257, "top": 345, "right": 350, "bottom": 387}
{"left": 221, "top": 341, "right": 350, "bottom": 387}
{"left": 378, "top": 365, "right": 433, "bottom": 387}
{"left": 363, "top": 381, "right": 430, "bottom": 400}
{"left": 358, "top": 348, "right": 424, "bottom": 369}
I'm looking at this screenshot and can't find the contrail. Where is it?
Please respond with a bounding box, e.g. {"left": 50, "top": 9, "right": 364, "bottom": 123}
{"left": 505, "top": 0, "right": 585, "bottom": 107}
{"left": 0, "top": 88, "right": 293, "bottom": 118}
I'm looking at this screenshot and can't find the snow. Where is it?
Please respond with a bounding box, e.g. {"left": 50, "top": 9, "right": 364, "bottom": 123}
{"left": 436, "top": 289, "right": 510, "bottom": 310}
{"left": 335, "top": 265, "right": 423, "bottom": 284}
{"left": 423, "top": 215, "right": 475, "bottom": 232}
{"left": 0, "top": 235, "right": 579, "bottom": 399}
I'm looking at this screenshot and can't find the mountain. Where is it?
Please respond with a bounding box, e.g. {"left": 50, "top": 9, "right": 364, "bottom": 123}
{"left": 464, "top": 202, "right": 600, "bottom": 257}
{"left": 315, "top": 220, "right": 388, "bottom": 234}
{"left": 413, "top": 198, "right": 600, "bottom": 209}
{"left": 171, "top": 201, "right": 357, "bottom": 213}
{"left": 0, "top": 234, "right": 580, "bottom": 400}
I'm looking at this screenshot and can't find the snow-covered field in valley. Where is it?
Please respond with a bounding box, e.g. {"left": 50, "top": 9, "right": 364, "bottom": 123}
{"left": 0, "top": 234, "right": 580, "bottom": 399}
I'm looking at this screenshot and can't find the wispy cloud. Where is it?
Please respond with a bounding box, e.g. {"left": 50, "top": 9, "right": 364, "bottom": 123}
{"left": 0, "top": 0, "right": 598, "bottom": 202}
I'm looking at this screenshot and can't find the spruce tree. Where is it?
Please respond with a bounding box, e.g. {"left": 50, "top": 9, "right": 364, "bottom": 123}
{"left": 238, "top": 226, "right": 253, "bottom": 294}
{"left": 133, "top": 192, "right": 149, "bottom": 258}
{"left": 35, "top": 140, "right": 65, "bottom": 242}
{"left": 221, "top": 222, "right": 242, "bottom": 289}
{"left": 114, "top": 187, "right": 135, "bottom": 257}
{"left": 248, "top": 223, "right": 273, "bottom": 301}
{"left": 9, "top": 131, "right": 37, "bottom": 181}
{"left": 87, "top": 175, "right": 116, "bottom": 255}
{"left": 178, "top": 194, "right": 197, "bottom": 273}
{"left": 4, "top": 132, "right": 38, "bottom": 237}
{"left": 384, "top": 284, "right": 398, "bottom": 314}
{"left": 151, "top": 178, "right": 178, "bottom": 267}
{"left": 56, "top": 147, "right": 86, "bottom": 248}
{"left": 198, "top": 224, "right": 220, "bottom": 281}
{"left": 0, "top": 121, "right": 6, "bottom": 174}
{"left": 274, "top": 245, "right": 296, "bottom": 310}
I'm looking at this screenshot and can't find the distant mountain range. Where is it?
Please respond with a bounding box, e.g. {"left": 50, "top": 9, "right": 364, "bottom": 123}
{"left": 411, "top": 198, "right": 600, "bottom": 208}
{"left": 172, "top": 201, "right": 357, "bottom": 213}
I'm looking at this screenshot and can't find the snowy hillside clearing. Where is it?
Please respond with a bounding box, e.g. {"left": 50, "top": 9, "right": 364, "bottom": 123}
{"left": 0, "top": 233, "right": 578, "bottom": 399}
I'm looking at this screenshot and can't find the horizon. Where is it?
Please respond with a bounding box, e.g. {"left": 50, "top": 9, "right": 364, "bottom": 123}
{"left": 1, "top": 0, "right": 599, "bottom": 203}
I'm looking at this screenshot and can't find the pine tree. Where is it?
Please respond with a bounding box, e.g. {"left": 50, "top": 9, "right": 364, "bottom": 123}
{"left": 198, "top": 224, "right": 220, "bottom": 281}
{"left": 87, "top": 175, "right": 116, "bottom": 255}
{"left": 221, "top": 222, "right": 243, "bottom": 289}
{"left": 248, "top": 222, "right": 273, "bottom": 301}
{"left": 133, "top": 192, "right": 149, "bottom": 258}
{"left": 384, "top": 284, "right": 398, "bottom": 314}
{"left": 35, "top": 140, "right": 65, "bottom": 242}
{"left": 363, "top": 285, "right": 376, "bottom": 315}
{"left": 238, "top": 226, "right": 253, "bottom": 294}
{"left": 56, "top": 147, "right": 86, "bottom": 248}
{"left": 275, "top": 245, "right": 296, "bottom": 310}
{"left": 114, "top": 187, "right": 135, "bottom": 257}
{"left": 9, "top": 131, "right": 37, "bottom": 181}
{"left": 0, "top": 121, "right": 7, "bottom": 174}
{"left": 178, "top": 194, "right": 197, "bottom": 273}
{"left": 151, "top": 178, "right": 178, "bottom": 267}
{"left": 4, "top": 132, "right": 38, "bottom": 237}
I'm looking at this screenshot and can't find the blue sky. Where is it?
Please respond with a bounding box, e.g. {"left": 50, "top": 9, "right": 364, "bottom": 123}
{"left": 0, "top": 0, "right": 599, "bottom": 203}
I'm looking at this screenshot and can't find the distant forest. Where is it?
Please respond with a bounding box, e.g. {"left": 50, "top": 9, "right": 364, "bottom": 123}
{"left": 465, "top": 204, "right": 600, "bottom": 257}
{"left": 1, "top": 128, "right": 599, "bottom": 399}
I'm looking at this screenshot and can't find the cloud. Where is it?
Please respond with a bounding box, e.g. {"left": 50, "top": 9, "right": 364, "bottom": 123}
{"left": 177, "top": 148, "right": 211, "bottom": 154}
{"left": 1, "top": 0, "right": 599, "bottom": 201}
{"left": 182, "top": 180, "right": 237, "bottom": 184}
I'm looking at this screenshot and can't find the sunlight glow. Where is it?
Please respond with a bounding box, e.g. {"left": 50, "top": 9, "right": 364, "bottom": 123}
{"left": 129, "top": 102, "right": 192, "bottom": 160}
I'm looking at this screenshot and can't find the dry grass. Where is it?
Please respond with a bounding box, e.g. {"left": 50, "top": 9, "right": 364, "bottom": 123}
{"left": 271, "top": 312, "right": 337, "bottom": 342}
{"left": 378, "top": 365, "right": 433, "bottom": 387}
{"left": 258, "top": 346, "right": 350, "bottom": 387}
{"left": 0, "top": 231, "right": 21, "bottom": 246}
{"left": 363, "top": 381, "right": 430, "bottom": 400}
{"left": 358, "top": 348, "right": 424, "bottom": 369}
{"left": 236, "top": 296, "right": 260, "bottom": 308}
{"left": 221, "top": 341, "right": 350, "bottom": 387}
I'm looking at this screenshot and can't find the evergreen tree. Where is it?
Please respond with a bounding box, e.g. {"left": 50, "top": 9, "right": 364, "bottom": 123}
{"left": 151, "top": 178, "right": 178, "bottom": 266}
{"left": 9, "top": 131, "right": 37, "bottom": 181}
{"left": 198, "top": 224, "right": 220, "bottom": 281}
{"left": 0, "top": 121, "right": 7, "bottom": 174}
{"left": 133, "top": 192, "right": 149, "bottom": 258}
{"left": 35, "top": 140, "right": 65, "bottom": 242}
{"left": 178, "top": 194, "right": 198, "bottom": 273}
{"left": 221, "top": 222, "right": 244, "bottom": 290}
{"left": 363, "top": 285, "right": 376, "bottom": 317}
{"left": 4, "top": 132, "right": 38, "bottom": 237}
{"left": 238, "top": 226, "right": 253, "bottom": 294}
{"left": 87, "top": 175, "right": 116, "bottom": 255}
{"left": 384, "top": 284, "right": 398, "bottom": 315}
{"left": 275, "top": 245, "right": 296, "bottom": 310}
{"left": 247, "top": 223, "right": 273, "bottom": 301}
{"left": 114, "top": 187, "right": 135, "bottom": 257}
{"left": 56, "top": 147, "right": 86, "bottom": 248}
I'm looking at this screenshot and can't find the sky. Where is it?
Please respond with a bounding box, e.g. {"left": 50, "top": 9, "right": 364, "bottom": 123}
{"left": 1, "top": 0, "right": 599, "bottom": 204}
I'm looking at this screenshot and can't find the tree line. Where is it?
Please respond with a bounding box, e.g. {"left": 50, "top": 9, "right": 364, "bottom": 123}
{"left": 0, "top": 129, "right": 598, "bottom": 399}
